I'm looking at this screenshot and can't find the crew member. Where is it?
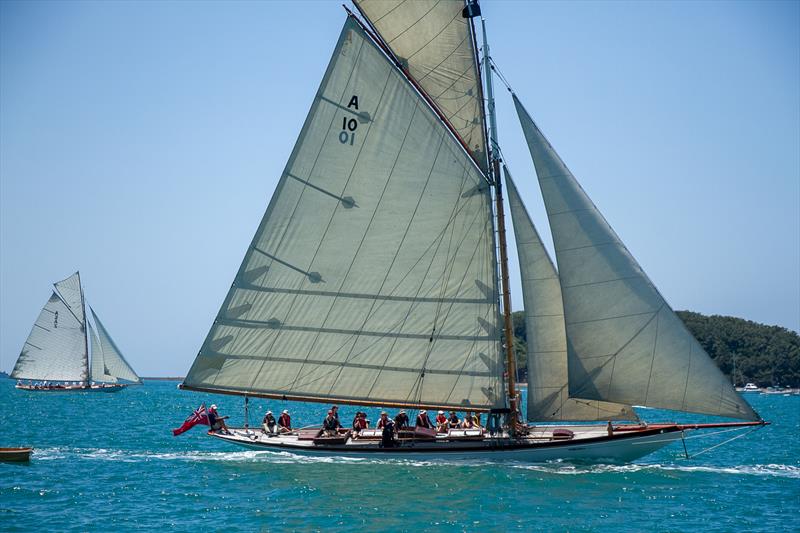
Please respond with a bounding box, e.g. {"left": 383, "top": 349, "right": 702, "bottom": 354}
{"left": 435, "top": 410, "right": 448, "bottom": 433}
{"left": 208, "top": 404, "right": 230, "bottom": 434}
{"left": 394, "top": 409, "right": 410, "bottom": 429}
{"left": 416, "top": 410, "right": 433, "bottom": 429}
{"left": 278, "top": 410, "right": 292, "bottom": 433}
{"left": 263, "top": 410, "right": 277, "bottom": 434}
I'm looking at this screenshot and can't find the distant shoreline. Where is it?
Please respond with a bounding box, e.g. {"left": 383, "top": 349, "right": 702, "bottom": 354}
{"left": 142, "top": 377, "right": 184, "bottom": 381}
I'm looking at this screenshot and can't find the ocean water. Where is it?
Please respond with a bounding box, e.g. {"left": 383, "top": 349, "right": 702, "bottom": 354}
{"left": 2, "top": 379, "right": 798, "bottom": 532}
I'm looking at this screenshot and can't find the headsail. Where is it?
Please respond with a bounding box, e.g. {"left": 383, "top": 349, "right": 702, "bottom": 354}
{"left": 505, "top": 170, "right": 634, "bottom": 421}
{"left": 353, "top": 0, "right": 487, "bottom": 171}
{"left": 183, "top": 17, "right": 502, "bottom": 410}
{"left": 513, "top": 94, "right": 758, "bottom": 421}
{"left": 89, "top": 308, "right": 141, "bottom": 383}
{"left": 88, "top": 321, "right": 115, "bottom": 383}
{"left": 11, "top": 290, "right": 89, "bottom": 382}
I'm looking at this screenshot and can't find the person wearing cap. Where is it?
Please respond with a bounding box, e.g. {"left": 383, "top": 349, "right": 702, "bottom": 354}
{"left": 380, "top": 413, "right": 396, "bottom": 448}
{"left": 394, "top": 409, "right": 410, "bottom": 429}
{"left": 322, "top": 410, "right": 339, "bottom": 435}
{"left": 415, "top": 409, "right": 433, "bottom": 429}
{"left": 331, "top": 405, "right": 340, "bottom": 425}
{"left": 376, "top": 411, "right": 390, "bottom": 429}
{"left": 208, "top": 404, "right": 230, "bottom": 434}
{"left": 278, "top": 410, "right": 292, "bottom": 433}
{"left": 435, "top": 410, "right": 448, "bottom": 433}
{"left": 263, "top": 410, "right": 277, "bottom": 434}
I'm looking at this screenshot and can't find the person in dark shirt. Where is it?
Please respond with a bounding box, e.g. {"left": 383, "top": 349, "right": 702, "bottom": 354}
{"left": 394, "top": 409, "right": 410, "bottom": 429}
{"left": 263, "top": 410, "right": 277, "bottom": 434}
{"left": 208, "top": 404, "right": 230, "bottom": 434}
{"left": 380, "top": 416, "right": 396, "bottom": 448}
{"left": 415, "top": 410, "right": 433, "bottom": 429}
{"left": 322, "top": 410, "right": 340, "bottom": 435}
{"left": 447, "top": 411, "right": 460, "bottom": 429}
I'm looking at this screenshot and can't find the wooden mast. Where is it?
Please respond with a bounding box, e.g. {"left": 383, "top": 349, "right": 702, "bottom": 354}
{"left": 475, "top": 6, "right": 519, "bottom": 431}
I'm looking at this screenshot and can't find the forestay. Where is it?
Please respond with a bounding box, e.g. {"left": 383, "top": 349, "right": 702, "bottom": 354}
{"left": 505, "top": 171, "right": 634, "bottom": 422}
{"left": 184, "top": 18, "right": 502, "bottom": 410}
{"left": 513, "top": 95, "right": 758, "bottom": 421}
{"left": 11, "top": 290, "right": 88, "bottom": 382}
{"left": 90, "top": 308, "right": 141, "bottom": 383}
{"left": 353, "top": 0, "right": 487, "bottom": 171}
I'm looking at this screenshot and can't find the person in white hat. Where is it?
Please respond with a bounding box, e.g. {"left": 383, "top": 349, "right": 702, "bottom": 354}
{"left": 278, "top": 409, "right": 292, "bottom": 433}
{"left": 207, "top": 404, "right": 230, "bottom": 434}
{"left": 262, "top": 409, "right": 277, "bottom": 434}
{"left": 415, "top": 409, "right": 433, "bottom": 429}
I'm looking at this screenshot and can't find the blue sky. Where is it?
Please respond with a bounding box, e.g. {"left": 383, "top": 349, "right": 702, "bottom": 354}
{"left": 1, "top": 1, "right": 797, "bottom": 376}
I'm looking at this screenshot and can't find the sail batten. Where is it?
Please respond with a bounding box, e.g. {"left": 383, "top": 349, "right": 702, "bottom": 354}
{"left": 513, "top": 94, "right": 758, "bottom": 421}
{"left": 505, "top": 171, "right": 634, "bottom": 422}
{"left": 184, "top": 17, "right": 502, "bottom": 409}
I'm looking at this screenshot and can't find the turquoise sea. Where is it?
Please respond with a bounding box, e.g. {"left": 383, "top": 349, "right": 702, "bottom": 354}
{"left": 2, "top": 379, "right": 798, "bottom": 532}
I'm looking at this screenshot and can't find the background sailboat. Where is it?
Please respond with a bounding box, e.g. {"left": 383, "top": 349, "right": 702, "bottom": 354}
{"left": 12, "top": 272, "right": 141, "bottom": 392}
{"left": 179, "top": 0, "right": 765, "bottom": 462}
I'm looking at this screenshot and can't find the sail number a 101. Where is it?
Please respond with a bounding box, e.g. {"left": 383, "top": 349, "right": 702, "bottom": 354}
{"left": 339, "top": 95, "right": 359, "bottom": 145}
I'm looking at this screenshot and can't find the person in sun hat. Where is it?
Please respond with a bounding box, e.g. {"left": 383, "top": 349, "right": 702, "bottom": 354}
{"left": 376, "top": 411, "right": 390, "bottom": 429}
{"left": 278, "top": 409, "right": 292, "bottom": 433}
{"left": 262, "top": 410, "right": 277, "bottom": 434}
{"left": 415, "top": 409, "right": 433, "bottom": 429}
{"left": 208, "top": 404, "right": 230, "bottom": 434}
{"left": 394, "top": 409, "right": 410, "bottom": 429}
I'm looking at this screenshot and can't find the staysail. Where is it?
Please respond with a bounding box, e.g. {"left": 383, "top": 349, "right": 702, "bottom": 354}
{"left": 88, "top": 321, "right": 115, "bottom": 383}
{"left": 11, "top": 289, "right": 89, "bottom": 382}
{"left": 183, "top": 17, "right": 503, "bottom": 410}
{"left": 89, "top": 308, "right": 141, "bottom": 383}
{"left": 505, "top": 170, "right": 634, "bottom": 421}
{"left": 513, "top": 94, "right": 758, "bottom": 421}
{"left": 353, "top": 0, "right": 487, "bottom": 171}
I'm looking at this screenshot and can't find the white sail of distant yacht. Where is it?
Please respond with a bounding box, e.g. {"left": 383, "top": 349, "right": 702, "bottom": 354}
{"left": 12, "top": 272, "right": 141, "bottom": 391}
{"left": 180, "top": 0, "right": 765, "bottom": 463}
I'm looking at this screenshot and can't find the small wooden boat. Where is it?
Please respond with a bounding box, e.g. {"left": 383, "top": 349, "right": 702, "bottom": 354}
{"left": 0, "top": 447, "right": 32, "bottom": 462}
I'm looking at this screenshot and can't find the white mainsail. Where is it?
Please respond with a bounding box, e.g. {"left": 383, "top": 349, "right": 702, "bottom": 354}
{"left": 54, "top": 271, "right": 85, "bottom": 324}
{"left": 353, "top": 0, "right": 487, "bottom": 171}
{"left": 11, "top": 290, "right": 89, "bottom": 382}
{"left": 505, "top": 170, "right": 634, "bottom": 422}
{"left": 183, "top": 17, "right": 503, "bottom": 410}
{"left": 89, "top": 307, "right": 141, "bottom": 384}
{"left": 513, "top": 94, "right": 758, "bottom": 421}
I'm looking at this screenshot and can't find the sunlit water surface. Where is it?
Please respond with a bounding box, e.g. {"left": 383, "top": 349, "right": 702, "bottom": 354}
{"left": 2, "top": 379, "right": 798, "bottom": 531}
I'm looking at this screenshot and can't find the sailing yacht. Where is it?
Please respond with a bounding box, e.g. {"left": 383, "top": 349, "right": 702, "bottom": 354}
{"left": 12, "top": 272, "right": 141, "bottom": 392}
{"left": 179, "top": 0, "right": 765, "bottom": 462}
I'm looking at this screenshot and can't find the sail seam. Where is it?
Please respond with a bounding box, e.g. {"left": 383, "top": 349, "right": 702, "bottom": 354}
{"left": 561, "top": 275, "right": 643, "bottom": 290}
{"left": 236, "top": 284, "right": 491, "bottom": 304}
{"left": 565, "top": 309, "right": 656, "bottom": 326}
{"left": 319, "top": 102, "right": 425, "bottom": 396}
{"left": 244, "top": 33, "right": 377, "bottom": 392}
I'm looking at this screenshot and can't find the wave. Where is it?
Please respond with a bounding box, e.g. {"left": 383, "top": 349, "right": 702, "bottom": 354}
{"left": 28, "top": 447, "right": 800, "bottom": 478}
{"left": 510, "top": 462, "right": 800, "bottom": 479}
